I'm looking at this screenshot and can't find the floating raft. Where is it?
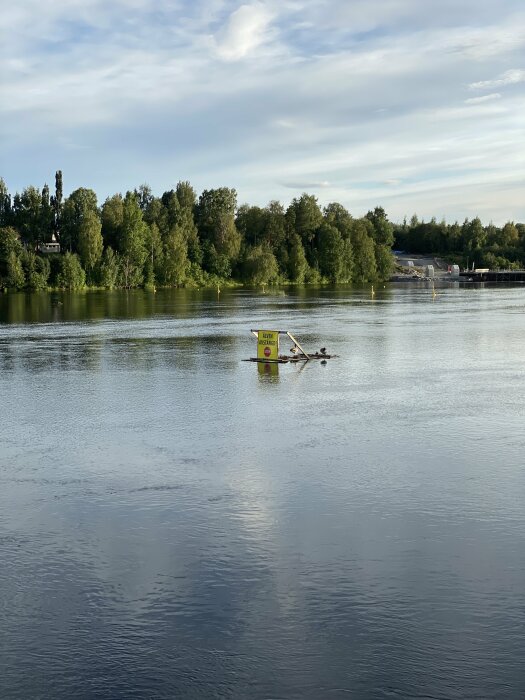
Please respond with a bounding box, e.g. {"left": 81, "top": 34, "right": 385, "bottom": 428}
{"left": 245, "top": 329, "right": 337, "bottom": 363}
{"left": 244, "top": 353, "right": 337, "bottom": 364}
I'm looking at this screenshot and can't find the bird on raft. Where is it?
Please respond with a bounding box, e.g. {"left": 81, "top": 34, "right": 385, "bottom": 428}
{"left": 290, "top": 346, "right": 299, "bottom": 355}
{"left": 320, "top": 347, "right": 327, "bottom": 355}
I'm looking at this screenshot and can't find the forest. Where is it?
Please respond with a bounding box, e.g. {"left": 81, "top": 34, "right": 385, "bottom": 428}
{"left": 0, "top": 171, "right": 392, "bottom": 291}
{"left": 0, "top": 171, "right": 523, "bottom": 291}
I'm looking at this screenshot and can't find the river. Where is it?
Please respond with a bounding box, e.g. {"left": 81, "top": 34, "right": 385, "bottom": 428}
{"left": 1, "top": 284, "right": 525, "bottom": 699}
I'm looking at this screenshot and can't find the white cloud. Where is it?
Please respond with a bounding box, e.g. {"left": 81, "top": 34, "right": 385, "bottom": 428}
{"left": 464, "top": 93, "right": 502, "bottom": 105}
{"left": 213, "top": 3, "right": 274, "bottom": 60}
{"left": 469, "top": 68, "right": 525, "bottom": 90}
{"left": 1, "top": 0, "right": 524, "bottom": 224}
{"left": 282, "top": 181, "right": 330, "bottom": 189}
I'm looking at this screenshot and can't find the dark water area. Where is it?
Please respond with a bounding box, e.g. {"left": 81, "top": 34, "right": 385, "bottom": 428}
{"left": 1, "top": 285, "right": 525, "bottom": 699}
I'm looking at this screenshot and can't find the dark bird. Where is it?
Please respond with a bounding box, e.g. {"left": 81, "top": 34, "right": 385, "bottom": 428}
{"left": 321, "top": 359, "right": 327, "bottom": 365}
{"left": 320, "top": 347, "right": 327, "bottom": 355}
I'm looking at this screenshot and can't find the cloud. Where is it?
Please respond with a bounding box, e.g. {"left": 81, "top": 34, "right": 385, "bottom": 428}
{"left": 469, "top": 68, "right": 525, "bottom": 90}
{"left": 464, "top": 93, "right": 502, "bottom": 105}
{"left": 281, "top": 181, "right": 331, "bottom": 189}
{"left": 213, "top": 3, "right": 274, "bottom": 60}
{"left": 1, "top": 0, "right": 524, "bottom": 225}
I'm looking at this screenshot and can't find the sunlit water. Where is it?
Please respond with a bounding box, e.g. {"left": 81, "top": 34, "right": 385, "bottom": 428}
{"left": 1, "top": 284, "right": 525, "bottom": 699}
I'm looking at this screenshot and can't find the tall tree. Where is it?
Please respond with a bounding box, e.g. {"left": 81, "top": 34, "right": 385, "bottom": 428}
{"left": 101, "top": 194, "right": 124, "bottom": 250}
{"left": 242, "top": 243, "right": 279, "bottom": 285}
{"left": 134, "top": 184, "right": 153, "bottom": 211}
{"left": 196, "top": 188, "right": 240, "bottom": 269}
{"left": 236, "top": 205, "right": 266, "bottom": 246}
{"left": 0, "top": 178, "right": 12, "bottom": 228}
{"left": 351, "top": 219, "right": 377, "bottom": 282}
{"left": 21, "top": 250, "right": 50, "bottom": 290}
{"left": 366, "top": 206, "right": 394, "bottom": 247}
{"left": 175, "top": 181, "right": 200, "bottom": 264}
{"left": 0, "top": 227, "right": 23, "bottom": 285}
{"left": 61, "top": 188, "right": 98, "bottom": 252}
{"left": 324, "top": 202, "right": 353, "bottom": 239}
{"left": 163, "top": 225, "right": 189, "bottom": 286}
{"left": 119, "top": 192, "right": 147, "bottom": 287}
{"left": 317, "top": 222, "right": 344, "bottom": 282}
{"left": 50, "top": 170, "right": 63, "bottom": 240}
{"left": 12, "top": 186, "right": 42, "bottom": 247}
{"left": 286, "top": 193, "right": 323, "bottom": 250}
{"left": 78, "top": 209, "right": 103, "bottom": 282}
{"left": 57, "top": 252, "right": 86, "bottom": 290}
{"left": 287, "top": 233, "right": 308, "bottom": 283}
{"left": 461, "top": 217, "right": 486, "bottom": 251}
{"left": 40, "top": 184, "right": 54, "bottom": 243}
{"left": 100, "top": 247, "right": 120, "bottom": 289}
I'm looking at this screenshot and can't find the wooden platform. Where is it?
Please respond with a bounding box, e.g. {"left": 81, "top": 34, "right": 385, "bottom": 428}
{"left": 244, "top": 353, "right": 336, "bottom": 364}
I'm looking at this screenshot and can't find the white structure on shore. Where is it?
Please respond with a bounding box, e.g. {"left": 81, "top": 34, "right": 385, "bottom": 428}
{"left": 38, "top": 233, "right": 60, "bottom": 254}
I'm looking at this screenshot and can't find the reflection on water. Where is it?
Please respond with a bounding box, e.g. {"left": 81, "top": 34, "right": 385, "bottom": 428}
{"left": 2, "top": 286, "right": 525, "bottom": 698}
{"left": 257, "top": 361, "right": 280, "bottom": 381}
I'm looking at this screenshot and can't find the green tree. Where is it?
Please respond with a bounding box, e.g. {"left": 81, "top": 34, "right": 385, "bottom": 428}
{"left": 175, "top": 182, "right": 201, "bottom": 264}
{"left": 264, "top": 200, "right": 287, "bottom": 249}
{"left": 0, "top": 178, "right": 12, "bottom": 227}
{"left": 21, "top": 251, "right": 50, "bottom": 290}
{"left": 324, "top": 202, "right": 353, "bottom": 239}
{"left": 286, "top": 193, "right": 323, "bottom": 250}
{"left": 144, "top": 222, "right": 164, "bottom": 285}
{"left": 12, "top": 186, "right": 43, "bottom": 247}
{"left": 351, "top": 219, "right": 377, "bottom": 282}
{"left": 40, "top": 184, "right": 54, "bottom": 244}
{"left": 6, "top": 250, "right": 25, "bottom": 289}
{"left": 57, "top": 252, "right": 86, "bottom": 290}
{"left": 366, "top": 206, "right": 394, "bottom": 247}
{"left": 287, "top": 233, "right": 308, "bottom": 283}
{"left": 61, "top": 188, "right": 98, "bottom": 252}
{"left": 50, "top": 170, "right": 63, "bottom": 240}
{"left": 163, "top": 225, "right": 189, "bottom": 286}
{"left": 176, "top": 180, "right": 197, "bottom": 211}
{"left": 119, "top": 192, "right": 148, "bottom": 287}
{"left": 242, "top": 243, "right": 279, "bottom": 285}
{"left": 375, "top": 244, "right": 394, "bottom": 280}
{"left": 461, "top": 217, "right": 486, "bottom": 251}
{"left": 134, "top": 183, "right": 153, "bottom": 211}
{"left": 500, "top": 222, "right": 519, "bottom": 247}
{"left": 78, "top": 209, "right": 103, "bottom": 282}
{"left": 101, "top": 194, "right": 124, "bottom": 250}
{"left": 202, "top": 241, "right": 231, "bottom": 278}
{"left": 236, "top": 205, "right": 266, "bottom": 246}
{"left": 317, "top": 222, "right": 343, "bottom": 282}
{"left": 340, "top": 238, "right": 354, "bottom": 282}
{"left": 0, "top": 226, "right": 23, "bottom": 279}
{"left": 100, "top": 247, "right": 120, "bottom": 289}
{"left": 196, "top": 188, "right": 240, "bottom": 268}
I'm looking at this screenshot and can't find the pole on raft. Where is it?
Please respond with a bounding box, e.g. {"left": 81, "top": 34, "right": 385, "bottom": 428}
{"left": 286, "top": 331, "right": 310, "bottom": 360}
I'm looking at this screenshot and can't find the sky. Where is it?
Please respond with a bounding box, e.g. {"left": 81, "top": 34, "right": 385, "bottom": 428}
{"left": 1, "top": 0, "right": 524, "bottom": 224}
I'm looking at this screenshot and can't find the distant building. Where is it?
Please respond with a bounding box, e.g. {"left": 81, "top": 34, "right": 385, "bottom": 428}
{"left": 38, "top": 233, "right": 60, "bottom": 254}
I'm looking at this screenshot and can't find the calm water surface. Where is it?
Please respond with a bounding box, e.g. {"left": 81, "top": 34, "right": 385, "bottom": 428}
{"left": 1, "top": 285, "right": 525, "bottom": 699}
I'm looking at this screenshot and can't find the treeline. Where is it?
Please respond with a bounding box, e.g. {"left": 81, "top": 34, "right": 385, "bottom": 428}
{"left": 0, "top": 172, "right": 395, "bottom": 291}
{"left": 394, "top": 215, "right": 525, "bottom": 270}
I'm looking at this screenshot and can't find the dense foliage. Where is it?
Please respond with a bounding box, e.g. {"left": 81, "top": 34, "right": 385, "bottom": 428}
{"left": 8, "top": 170, "right": 520, "bottom": 291}
{"left": 394, "top": 215, "right": 525, "bottom": 270}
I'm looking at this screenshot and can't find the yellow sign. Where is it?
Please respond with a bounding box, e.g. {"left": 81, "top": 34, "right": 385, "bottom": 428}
{"left": 257, "top": 330, "right": 279, "bottom": 361}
